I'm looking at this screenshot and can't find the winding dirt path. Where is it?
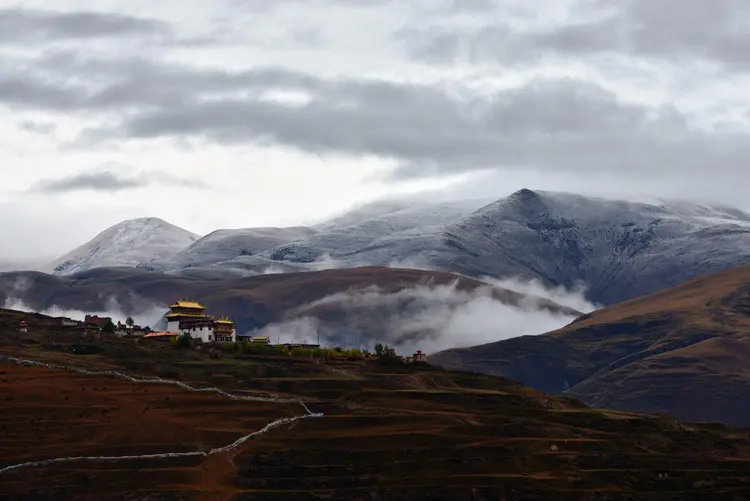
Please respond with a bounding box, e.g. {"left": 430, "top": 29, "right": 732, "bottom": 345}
{"left": 0, "top": 354, "right": 322, "bottom": 478}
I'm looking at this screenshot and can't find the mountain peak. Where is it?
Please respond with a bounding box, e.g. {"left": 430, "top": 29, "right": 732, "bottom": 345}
{"left": 510, "top": 188, "right": 539, "bottom": 199}
{"left": 43, "top": 217, "right": 200, "bottom": 275}
{"left": 488, "top": 188, "right": 551, "bottom": 218}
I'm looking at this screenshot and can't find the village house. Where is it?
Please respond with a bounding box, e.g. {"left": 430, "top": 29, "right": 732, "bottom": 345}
{"left": 112, "top": 320, "right": 147, "bottom": 337}
{"left": 412, "top": 350, "right": 427, "bottom": 363}
{"left": 130, "top": 326, "right": 146, "bottom": 337}
{"left": 84, "top": 315, "right": 112, "bottom": 331}
{"left": 19, "top": 320, "right": 27, "bottom": 333}
{"left": 143, "top": 331, "right": 178, "bottom": 342}
{"left": 114, "top": 322, "right": 128, "bottom": 337}
{"left": 55, "top": 317, "right": 80, "bottom": 328}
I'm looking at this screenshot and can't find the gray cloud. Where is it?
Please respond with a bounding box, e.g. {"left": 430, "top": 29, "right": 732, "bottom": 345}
{"left": 83, "top": 70, "right": 749, "bottom": 185}
{"left": 1, "top": 1, "right": 749, "bottom": 206}
{"left": 17, "top": 120, "right": 57, "bottom": 134}
{"left": 0, "top": 53, "right": 320, "bottom": 112}
{"left": 0, "top": 7, "right": 170, "bottom": 44}
{"left": 33, "top": 171, "right": 145, "bottom": 194}
{"left": 398, "top": 0, "right": 750, "bottom": 70}
{"left": 31, "top": 169, "right": 208, "bottom": 194}
{"left": 0, "top": 74, "right": 85, "bottom": 111}
{"left": 5, "top": 49, "right": 748, "bottom": 188}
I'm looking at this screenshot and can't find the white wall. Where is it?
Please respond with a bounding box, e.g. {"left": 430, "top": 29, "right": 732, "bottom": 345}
{"left": 182, "top": 325, "right": 215, "bottom": 343}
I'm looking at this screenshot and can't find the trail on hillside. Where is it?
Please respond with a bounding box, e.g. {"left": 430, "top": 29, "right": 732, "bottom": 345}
{"left": 0, "top": 354, "right": 322, "bottom": 475}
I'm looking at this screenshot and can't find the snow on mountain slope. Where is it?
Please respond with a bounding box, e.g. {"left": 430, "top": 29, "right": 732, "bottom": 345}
{"left": 38, "top": 190, "right": 750, "bottom": 305}
{"left": 139, "top": 226, "right": 317, "bottom": 273}
{"left": 257, "top": 189, "right": 750, "bottom": 305}
{"left": 44, "top": 218, "right": 200, "bottom": 275}
{"left": 142, "top": 199, "right": 490, "bottom": 277}
{"left": 256, "top": 199, "right": 490, "bottom": 264}
{"left": 315, "top": 200, "right": 416, "bottom": 230}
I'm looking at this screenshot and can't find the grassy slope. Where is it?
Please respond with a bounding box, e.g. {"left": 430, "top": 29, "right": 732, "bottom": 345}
{"left": 429, "top": 264, "right": 750, "bottom": 426}
{"left": 3, "top": 309, "right": 750, "bottom": 500}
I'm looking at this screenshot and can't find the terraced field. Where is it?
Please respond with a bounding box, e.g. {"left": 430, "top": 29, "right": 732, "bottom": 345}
{"left": 3, "top": 309, "right": 750, "bottom": 500}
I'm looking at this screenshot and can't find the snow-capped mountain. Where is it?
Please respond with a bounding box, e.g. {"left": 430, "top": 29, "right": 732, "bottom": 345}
{"left": 43, "top": 218, "right": 200, "bottom": 275}
{"left": 428, "top": 189, "right": 750, "bottom": 304}
{"left": 250, "top": 189, "right": 750, "bottom": 305}
{"left": 32, "top": 190, "right": 750, "bottom": 305}
{"left": 139, "top": 226, "right": 318, "bottom": 273}
{"left": 135, "top": 198, "right": 490, "bottom": 278}
{"left": 262, "top": 199, "right": 489, "bottom": 264}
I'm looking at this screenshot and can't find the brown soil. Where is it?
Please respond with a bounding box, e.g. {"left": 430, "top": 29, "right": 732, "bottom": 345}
{"left": 4, "top": 309, "right": 750, "bottom": 500}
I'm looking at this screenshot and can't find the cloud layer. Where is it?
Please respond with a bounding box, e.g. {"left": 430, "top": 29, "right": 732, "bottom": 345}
{"left": 250, "top": 279, "right": 597, "bottom": 354}
{"left": 3, "top": 296, "right": 167, "bottom": 329}
{"left": 0, "top": 7, "right": 170, "bottom": 44}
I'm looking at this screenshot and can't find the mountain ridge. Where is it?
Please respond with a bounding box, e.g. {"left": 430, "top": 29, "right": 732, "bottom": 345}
{"left": 31, "top": 189, "right": 750, "bottom": 306}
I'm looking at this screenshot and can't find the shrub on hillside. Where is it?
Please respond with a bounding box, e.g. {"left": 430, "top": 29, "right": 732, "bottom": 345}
{"left": 170, "top": 333, "right": 193, "bottom": 349}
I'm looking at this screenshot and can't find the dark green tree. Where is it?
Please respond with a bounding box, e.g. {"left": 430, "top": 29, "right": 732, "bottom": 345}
{"left": 102, "top": 319, "right": 116, "bottom": 334}
{"left": 176, "top": 332, "right": 193, "bottom": 349}
{"left": 125, "top": 316, "right": 135, "bottom": 327}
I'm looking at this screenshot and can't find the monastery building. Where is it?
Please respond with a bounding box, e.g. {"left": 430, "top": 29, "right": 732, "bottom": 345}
{"left": 166, "top": 300, "right": 236, "bottom": 343}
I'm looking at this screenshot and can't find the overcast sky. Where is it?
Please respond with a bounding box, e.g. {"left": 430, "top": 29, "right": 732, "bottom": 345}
{"left": 2, "top": 0, "right": 749, "bottom": 260}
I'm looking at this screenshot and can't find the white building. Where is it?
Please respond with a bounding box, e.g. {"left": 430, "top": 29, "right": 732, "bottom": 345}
{"left": 178, "top": 317, "right": 236, "bottom": 344}
{"left": 179, "top": 318, "right": 216, "bottom": 343}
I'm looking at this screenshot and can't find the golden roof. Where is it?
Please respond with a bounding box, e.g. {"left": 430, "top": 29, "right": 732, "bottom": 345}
{"left": 165, "top": 312, "right": 208, "bottom": 319}
{"left": 215, "top": 316, "right": 234, "bottom": 324}
{"left": 169, "top": 300, "right": 205, "bottom": 310}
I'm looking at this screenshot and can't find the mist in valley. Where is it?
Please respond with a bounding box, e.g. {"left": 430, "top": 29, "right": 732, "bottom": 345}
{"left": 1, "top": 277, "right": 168, "bottom": 328}
{"left": 249, "top": 277, "right": 599, "bottom": 355}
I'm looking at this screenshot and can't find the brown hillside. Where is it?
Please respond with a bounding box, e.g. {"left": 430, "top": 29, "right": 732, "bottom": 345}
{"left": 429, "top": 264, "right": 750, "bottom": 426}
{"left": 0, "top": 266, "right": 581, "bottom": 335}
{"left": 4, "top": 308, "right": 750, "bottom": 499}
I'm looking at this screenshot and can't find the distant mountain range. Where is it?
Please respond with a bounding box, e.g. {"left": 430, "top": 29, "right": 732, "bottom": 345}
{"left": 35, "top": 189, "right": 750, "bottom": 306}
{"left": 429, "top": 264, "right": 750, "bottom": 426}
